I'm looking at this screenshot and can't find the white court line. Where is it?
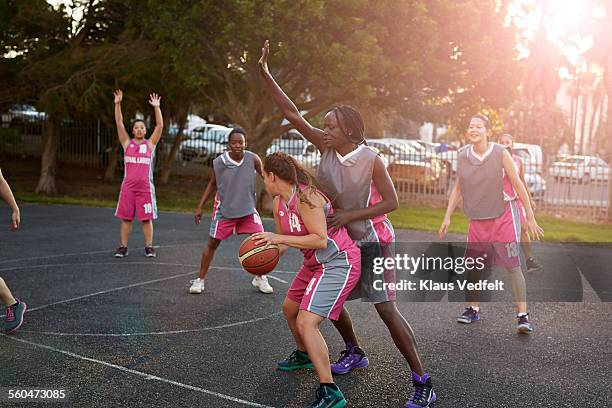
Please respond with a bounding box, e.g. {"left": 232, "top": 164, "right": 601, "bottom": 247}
{"left": 266, "top": 275, "right": 288, "bottom": 284}
{"left": 0, "top": 261, "right": 200, "bottom": 273}
{"left": 0, "top": 334, "right": 275, "bottom": 408}
{"left": 1, "top": 264, "right": 292, "bottom": 319}
{"left": 20, "top": 312, "right": 283, "bottom": 337}
{"left": 0, "top": 242, "right": 202, "bottom": 265}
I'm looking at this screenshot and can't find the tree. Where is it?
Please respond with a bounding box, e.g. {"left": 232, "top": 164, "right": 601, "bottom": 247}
{"left": 147, "top": 0, "right": 522, "bottom": 154}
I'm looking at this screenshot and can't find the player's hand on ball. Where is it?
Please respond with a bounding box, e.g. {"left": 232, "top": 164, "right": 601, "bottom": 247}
{"left": 149, "top": 92, "right": 161, "bottom": 107}
{"left": 194, "top": 208, "right": 202, "bottom": 225}
{"left": 251, "top": 232, "right": 281, "bottom": 246}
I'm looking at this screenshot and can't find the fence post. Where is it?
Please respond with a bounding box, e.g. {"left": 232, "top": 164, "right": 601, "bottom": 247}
{"left": 608, "top": 164, "right": 612, "bottom": 221}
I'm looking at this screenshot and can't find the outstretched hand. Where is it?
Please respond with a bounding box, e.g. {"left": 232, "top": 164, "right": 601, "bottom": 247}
{"left": 113, "top": 89, "right": 123, "bottom": 104}
{"left": 148, "top": 92, "right": 161, "bottom": 107}
{"left": 258, "top": 40, "right": 270, "bottom": 73}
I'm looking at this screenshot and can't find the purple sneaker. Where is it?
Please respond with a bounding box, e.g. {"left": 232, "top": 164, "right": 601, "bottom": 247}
{"left": 457, "top": 306, "right": 480, "bottom": 324}
{"left": 330, "top": 343, "right": 369, "bottom": 375}
{"left": 405, "top": 372, "right": 436, "bottom": 408}
{"left": 517, "top": 313, "right": 533, "bottom": 334}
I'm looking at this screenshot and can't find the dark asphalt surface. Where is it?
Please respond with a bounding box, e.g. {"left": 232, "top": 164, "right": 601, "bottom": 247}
{"left": 0, "top": 204, "right": 610, "bottom": 407}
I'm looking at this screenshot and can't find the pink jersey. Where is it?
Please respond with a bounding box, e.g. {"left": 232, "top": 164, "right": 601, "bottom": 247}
{"left": 277, "top": 185, "right": 356, "bottom": 267}
{"left": 502, "top": 155, "right": 522, "bottom": 201}
{"left": 122, "top": 141, "right": 154, "bottom": 193}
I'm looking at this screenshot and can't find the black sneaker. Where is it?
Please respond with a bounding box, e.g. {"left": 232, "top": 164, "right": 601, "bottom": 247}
{"left": 306, "top": 384, "right": 346, "bottom": 408}
{"left": 114, "top": 246, "right": 128, "bottom": 258}
{"left": 525, "top": 257, "right": 542, "bottom": 272}
{"left": 145, "top": 246, "right": 156, "bottom": 258}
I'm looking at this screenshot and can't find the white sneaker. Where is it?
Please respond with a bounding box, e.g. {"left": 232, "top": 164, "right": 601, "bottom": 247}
{"left": 252, "top": 276, "right": 273, "bottom": 294}
{"left": 189, "top": 278, "right": 205, "bottom": 294}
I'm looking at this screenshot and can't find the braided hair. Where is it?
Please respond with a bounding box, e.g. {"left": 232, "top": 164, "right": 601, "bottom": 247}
{"left": 330, "top": 105, "right": 366, "bottom": 145}
{"left": 263, "top": 152, "right": 321, "bottom": 208}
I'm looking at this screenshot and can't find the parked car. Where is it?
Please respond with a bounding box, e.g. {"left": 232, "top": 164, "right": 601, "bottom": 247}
{"left": 513, "top": 142, "right": 543, "bottom": 174}
{"left": 524, "top": 172, "right": 546, "bottom": 201}
{"left": 179, "top": 124, "right": 232, "bottom": 162}
{"left": 267, "top": 131, "right": 320, "bottom": 170}
{"left": 366, "top": 138, "right": 445, "bottom": 191}
{"left": 416, "top": 140, "right": 458, "bottom": 173}
{"left": 548, "top": 155, "right": 610, "bottom": 183}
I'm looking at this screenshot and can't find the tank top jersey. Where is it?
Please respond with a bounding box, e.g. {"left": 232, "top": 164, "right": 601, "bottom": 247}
{"left": 277, "top": 184, "right": 355, "bottom": 268}
{"left": 317, "top": 145, "right": 388, "bottom": 241}
{"left": 212, "top": 151, "right": 257, "bottom": 219}
{"left": 122, "top": 140, "right": 154, "bottom": 193}
{"left": 502, "top": 154, "right": 522, "bottom": 201}
{"left": 457, "top": 143, "right": 506, "bottom": 220}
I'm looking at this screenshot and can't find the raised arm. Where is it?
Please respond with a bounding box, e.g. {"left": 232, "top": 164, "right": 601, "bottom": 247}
{"left": 113, "top": 90, "right": 130, "bottom": 149}
{"left": 147, "top": 92, "right": 163, "bottom": 148}
{"left": 258, "top": 40, "right": 325, "bottom": 151}
{"left": 0, "top": 169, "right": 20, "bottom": 231}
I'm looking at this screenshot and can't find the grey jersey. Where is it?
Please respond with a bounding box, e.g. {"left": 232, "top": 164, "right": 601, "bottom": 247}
{"left": 317, "top": 145, "right": 378, "bottom": 240}
{"left": 457, "top": 143, "right": 506, "bottom": 220}
{"left": 212, "top": 151, "right": 258, "bottom": 219}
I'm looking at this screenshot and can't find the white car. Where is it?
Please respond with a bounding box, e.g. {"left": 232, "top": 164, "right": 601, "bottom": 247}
{"left": 416, "top": 141, "right": 458, "bottom": 173}
{"left": 267, "top": 133, "right": 320, "bottom": 170}
{"left": 179, "top": 124, "right": 232, "bottom": 162}
{"left": 549, "top": 155, "right": 610, "bottom": 183}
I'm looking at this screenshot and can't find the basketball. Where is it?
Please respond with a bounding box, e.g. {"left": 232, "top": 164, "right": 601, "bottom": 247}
{"left": 238, "top": 235, "right": 280, "bottom": 275}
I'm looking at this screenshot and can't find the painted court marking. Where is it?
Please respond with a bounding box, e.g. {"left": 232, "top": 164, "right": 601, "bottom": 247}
{"left": 21, "top": 312, "right": 283, "bottom": 337}
{"left": 0, "top": 334, "right": 275, "bottom": 408}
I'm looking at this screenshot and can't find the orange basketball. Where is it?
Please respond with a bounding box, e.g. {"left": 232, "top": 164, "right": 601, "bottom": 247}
{"left": 238, "top": 235, "right": 280, "bottom": 275}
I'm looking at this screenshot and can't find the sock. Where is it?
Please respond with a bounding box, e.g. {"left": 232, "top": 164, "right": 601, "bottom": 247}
{"left": 411, "top": 372, "right": 431, "bottom": 384}
{"left": 517, "top": 312, "right": 528, "bottom": 318}
{"left": 344, "top": 341, "right": 354, "bottom": 351}
{"left": 321, "top": 383, "right": 338, "bottom": 391}
{"left": 471, "top": 306, "right": 479, "bottom": 312}
{"left": 297, "top": 350, "right": 308, "bottom": 356}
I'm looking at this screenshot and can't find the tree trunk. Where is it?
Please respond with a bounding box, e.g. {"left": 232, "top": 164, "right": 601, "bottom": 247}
{"left": 35, "top": 116, "right": 60, "bottom": 196}
{"left": 104, "top": 143, "right": 119, "bottom": 181}
{"left": 159, "top": 111, "right": 188, "bottom": 185}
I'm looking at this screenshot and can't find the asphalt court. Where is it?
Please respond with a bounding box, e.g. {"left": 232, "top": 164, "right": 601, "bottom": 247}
{"left": 0, "top": 204, "right": 610, "bottom": 407}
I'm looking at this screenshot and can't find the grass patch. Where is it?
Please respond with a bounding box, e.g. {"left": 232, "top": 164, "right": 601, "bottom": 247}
{"left": 389, "top": 203, "right": 612, "bottom": 243}
{"left": 14, "top": 192, "right": 611, "bottom": 243}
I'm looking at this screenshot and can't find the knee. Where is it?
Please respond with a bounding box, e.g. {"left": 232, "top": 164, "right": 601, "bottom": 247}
{"left": 375, "top": 301, "right": 398, "bottom": 321}
{"left": 207, "top": 238, "right": 220, "bottom": 251}
{"left": 296, "top": 313, "right": 313, "bottom": 335}
{"left": 282, "top": 299, "right": 298, "bottom": 320}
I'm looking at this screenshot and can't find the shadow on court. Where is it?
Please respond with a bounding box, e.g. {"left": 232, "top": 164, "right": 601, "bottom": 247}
{"left": 0, "top": 204, "right": 610, "bottom": 407}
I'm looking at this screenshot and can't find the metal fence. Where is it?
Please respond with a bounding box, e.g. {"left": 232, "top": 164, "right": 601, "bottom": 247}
{"left": 1, "top": 114, "right": 610, "bottom": 220}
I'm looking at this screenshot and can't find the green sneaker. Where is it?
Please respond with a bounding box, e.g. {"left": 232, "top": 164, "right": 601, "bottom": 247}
{"left": 306, "top": 385, "right": 347, "bottom": 408}
{"left": 278, "top": 349, "right": 313, "bottom": 371}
